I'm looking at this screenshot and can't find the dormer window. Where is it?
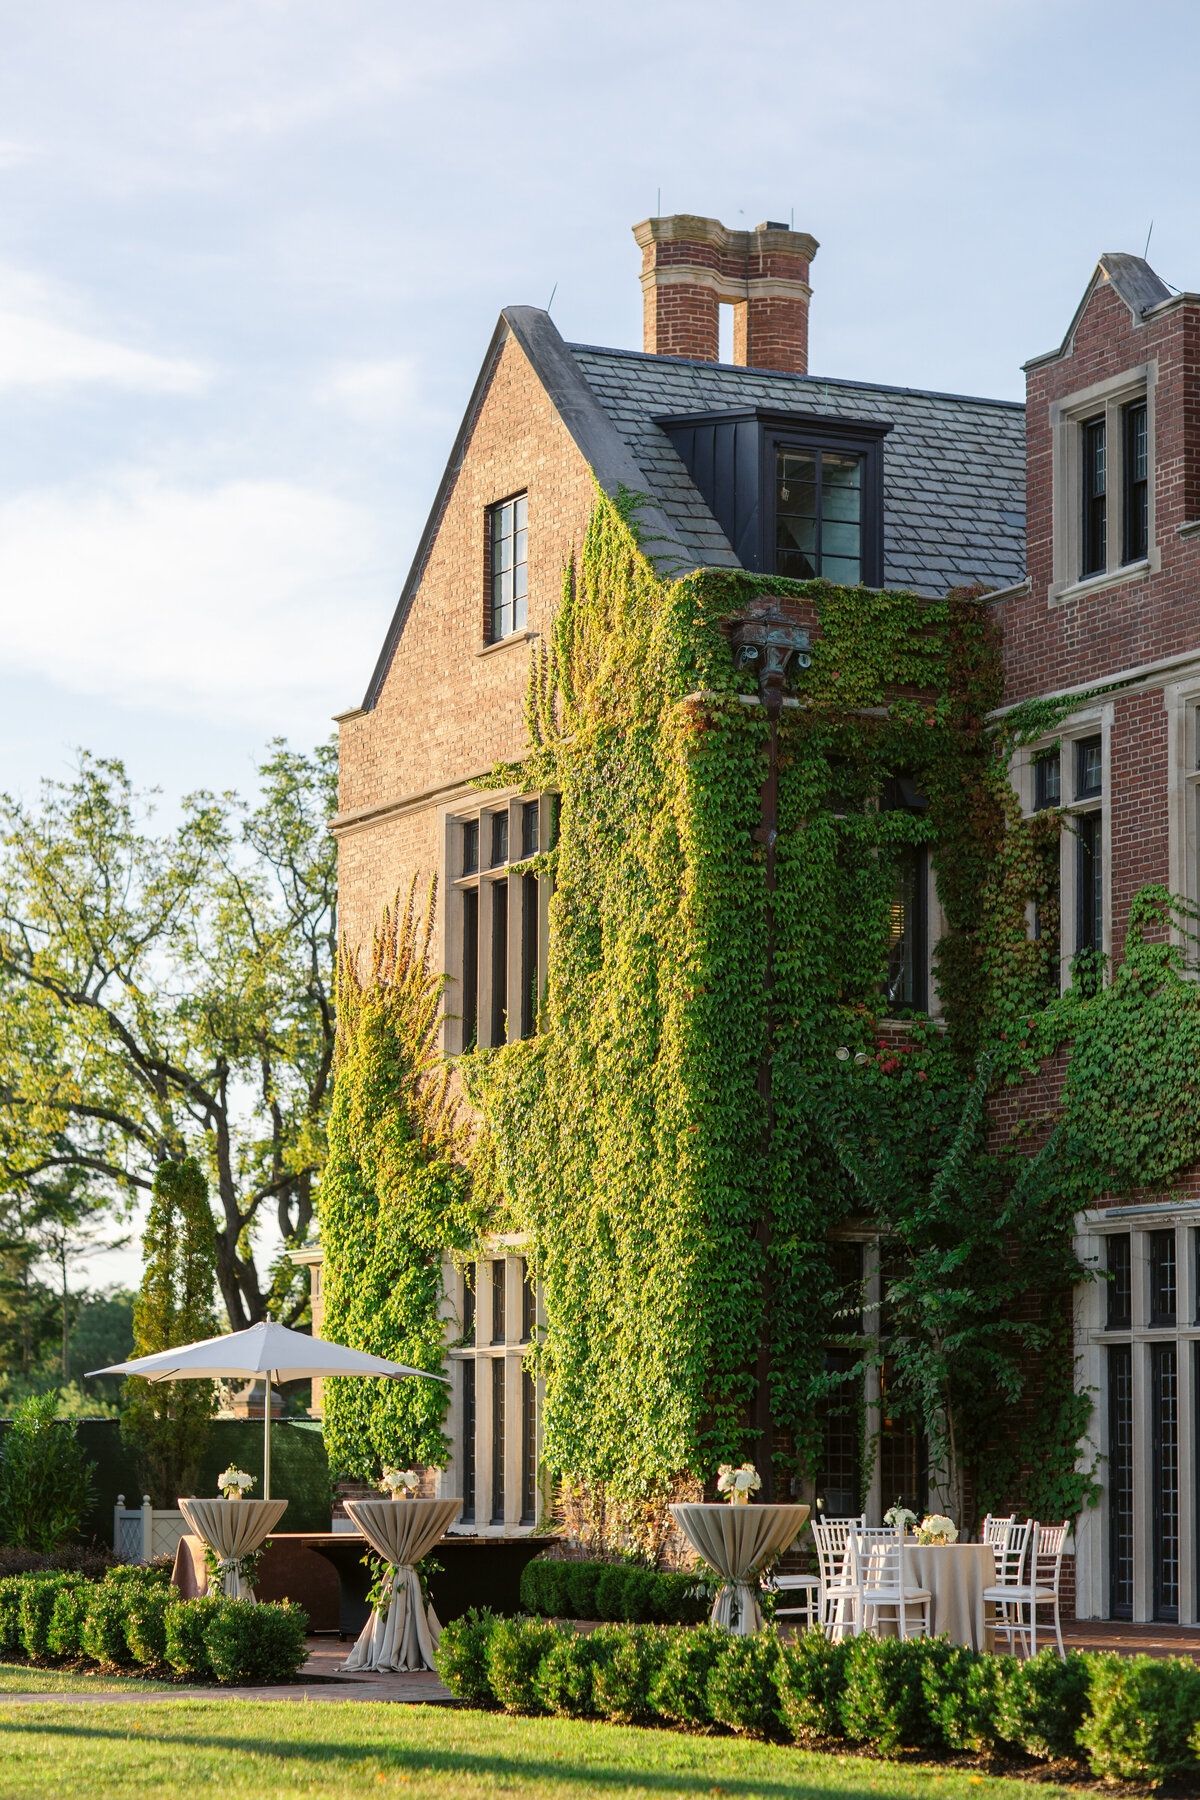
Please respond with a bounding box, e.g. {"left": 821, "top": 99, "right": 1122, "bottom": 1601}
{"left": 656, "top": 406, "right": 889, "bottom": 586}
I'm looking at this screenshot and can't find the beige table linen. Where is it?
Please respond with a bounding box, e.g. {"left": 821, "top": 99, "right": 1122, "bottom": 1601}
{"left": 342, "top": 1497, "right": 462, "bottom": 1673}
{"left": 670, "top": 1502, "right": 810, "bottom": 1634}
{"left": 177, "top": 1497, "right": 289, "bottom": 1601}
{"left": 864, "top": 1542, "right": 996, "bottom": 1650}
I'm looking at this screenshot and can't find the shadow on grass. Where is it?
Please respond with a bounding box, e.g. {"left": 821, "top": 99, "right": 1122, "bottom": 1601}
{"left": 0, "top": 1712, "right": 933, "bottom": 1800}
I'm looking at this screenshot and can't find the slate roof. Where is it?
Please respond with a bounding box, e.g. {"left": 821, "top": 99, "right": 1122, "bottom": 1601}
{"left": 360, "top": 308, "right": 1027, "bottom": 708}
{"left": 568, "top": 342, "right": 1027, "bottom": 597}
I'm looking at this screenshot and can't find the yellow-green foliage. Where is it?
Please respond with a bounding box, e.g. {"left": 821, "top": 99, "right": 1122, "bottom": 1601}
{"left": 477, "top": 493, "right": 1060, "bottom": 1502}
{"left": 319, "top": 885, "right": 487, "bottom": 1479}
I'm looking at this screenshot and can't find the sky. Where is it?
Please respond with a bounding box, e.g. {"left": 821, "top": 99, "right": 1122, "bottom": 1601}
{"left": 4, "top": 0, "right": 1200, "bottom": 1291}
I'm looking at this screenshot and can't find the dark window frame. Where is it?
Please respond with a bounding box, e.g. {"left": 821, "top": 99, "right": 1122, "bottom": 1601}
{"left": 461, "top": 1360, "right": 476, "bottom": 1524}
{"left": 655, "top": 407, "right": 890, "bottom": 587}
{"left": 1123, "top": 400, "right": 1149, "bottom": 565}
{"left": 1106, "top": 1234, "right": 1132, "bottom": 1331}
{"left": 1081, "top": 414, "right": 1107, "bottom": 579}
{"left": 487, "top": 492, "right": 528, "bottom": 643}
{"left": 1150, "top": 1230, "right": 1178, "bottom": 1329}
{"left": 1034, "top": 750, "right": 1062, "bottom": 812}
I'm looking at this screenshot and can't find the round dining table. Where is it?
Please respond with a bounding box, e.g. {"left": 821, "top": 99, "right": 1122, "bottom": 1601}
{"left": 177, "top": 1496, "right": 289, "bottom": 1601}
{"left": 341, "top": 1496, "right": 462, "bottom": 1673}
{"left": 670, "top": 1501, "right": 810, "bottom": 1635}
{"left": 870, "top": 1540, "right": 997, "bottom": 1650}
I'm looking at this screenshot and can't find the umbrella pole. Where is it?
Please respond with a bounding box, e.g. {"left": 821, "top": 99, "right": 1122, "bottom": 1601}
{"left": 264, "top": 1370, "right": 272, "bottom": 1501}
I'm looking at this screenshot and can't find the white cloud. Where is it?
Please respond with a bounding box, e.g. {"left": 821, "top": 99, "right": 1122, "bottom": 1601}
{"left": 0, "top": 474, "right": 390, "bottom": 725}
{"left": 0, "top": 308, "right": 207, "bottom": 394}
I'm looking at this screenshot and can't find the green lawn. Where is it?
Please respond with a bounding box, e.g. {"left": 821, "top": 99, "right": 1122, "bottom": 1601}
{"left": 0, "top": 1659, "right": 175, "bottom": 1693}
{"left": 0, "top": 1700, "right": 1078, "bottom": 1800}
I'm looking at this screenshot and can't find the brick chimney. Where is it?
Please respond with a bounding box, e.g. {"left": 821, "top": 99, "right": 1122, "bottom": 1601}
{"left": 632, "top": 214, "right": 818, "bottom": 373}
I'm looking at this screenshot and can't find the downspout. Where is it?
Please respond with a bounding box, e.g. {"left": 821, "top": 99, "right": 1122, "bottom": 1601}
{"left": 730, "top": 602, "right": 812, "bottom": 1502}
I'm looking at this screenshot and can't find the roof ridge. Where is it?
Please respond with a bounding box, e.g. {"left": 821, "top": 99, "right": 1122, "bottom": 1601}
{"left": 565, "top": 342, "right": 1025, "bottom": 413}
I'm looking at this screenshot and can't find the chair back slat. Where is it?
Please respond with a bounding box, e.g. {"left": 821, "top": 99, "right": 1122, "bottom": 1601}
{"left": 989, "top": 1517, "right": 1031, "bottom": 1587}
{"left": 849, "top": 1524, "right": 904, "bottom": 1592}
{"left": 982, "top": 1512, "right": 1016, "bottom": 1548}
{"left": 1031, "top": 1521, "right": 1068, "bottom": 1590}
{"left": 811, "top": 1516, "right": 863, "bottom": 1588}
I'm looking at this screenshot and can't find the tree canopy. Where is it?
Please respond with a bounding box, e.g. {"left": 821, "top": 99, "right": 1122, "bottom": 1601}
{"left": 0, "top": 740, "right": 336, "bottom": 1329}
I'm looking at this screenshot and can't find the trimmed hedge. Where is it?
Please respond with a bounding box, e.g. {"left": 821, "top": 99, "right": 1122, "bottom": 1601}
{"left": 520, "top": 1557, "right": 708, "bottom": 1626}
{"left": 435, "top": 1611, "right": 1200, "bottom": 1787}
{"left": 0, "top": 1563, "right": 308, "bottom": 1686}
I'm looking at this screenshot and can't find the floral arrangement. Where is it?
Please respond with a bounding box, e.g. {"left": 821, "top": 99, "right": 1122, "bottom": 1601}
{"left": 380, "top": 1465, "right": 420, "bottom": 1497}
{"left": 716, "top": 1463, "right": 761, "bottom": 1504}
{"left": 884, "top": 1504, "right": 918, "bottom": 1533}
{"left": 217, "top": 1466, "right": 254, "bottom": 1499}
{"left": 916, "top": 1513, "right": 958, "bottom": 1545}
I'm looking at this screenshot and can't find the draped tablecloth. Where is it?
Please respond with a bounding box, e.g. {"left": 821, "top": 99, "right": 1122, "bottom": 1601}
{"left": 177, "top": 1498, "right": 289, "bottom": 1602}
{"left": 670, "top": 1503, "right": 810, "bottom": 1635}
{"left": 857, "top": 1542, "right": 996, "bottom": 1650}
{"left": 342, "top": 1497, "right": 462, "bottom": 1673}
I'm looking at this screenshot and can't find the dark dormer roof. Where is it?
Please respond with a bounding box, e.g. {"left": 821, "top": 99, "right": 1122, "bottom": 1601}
{"left": 359, "top": 307, "right": 1026, "bottom": 709}
{"left": 1024, "top": 253, "right": 1174, "bottom": 371}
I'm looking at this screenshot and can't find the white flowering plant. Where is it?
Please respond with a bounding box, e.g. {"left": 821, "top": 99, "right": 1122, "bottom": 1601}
{"left": 916, "top": 1513, "right": 958, "bottom": 1545}
{"left": 380, "top": 1465, "right": 420, "bottom": 1497}
{"left": 884, "top": 1505, "right": 918, "bottom": 1533}
{"left": 716, "top": 1462, "right": 761, "bottom": 1501}
{"left": 217, "top": 1466, "right": 254, "bottom": 1499}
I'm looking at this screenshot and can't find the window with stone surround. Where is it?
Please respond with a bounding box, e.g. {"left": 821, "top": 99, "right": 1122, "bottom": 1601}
{"left": 488, "top": 494, "right": 528, "bottom": 641}
{"left": 1019, "top": 713, "right": 1110, "bottom": 991}
{"left": 1048, "top": 364, "right": 1157, "bottom": 602}
{"left": 446, "top": 794, "right": 556, "bottom": 1055}
{"left": 1075, "top": 1212, "right": 1200, "bottom": 1624}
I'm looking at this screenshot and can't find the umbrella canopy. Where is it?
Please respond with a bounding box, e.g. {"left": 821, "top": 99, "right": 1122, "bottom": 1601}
{"left": 88, "top": 1319, "right": 447, "bottom": 1385}
{"left": 89, "top": 1320, "right": 449, "bottom": 1499}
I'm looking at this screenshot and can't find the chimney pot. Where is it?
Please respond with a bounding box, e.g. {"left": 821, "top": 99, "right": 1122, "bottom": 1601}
{"left": 632, "top": 213, "right": 817, "bottom": 373}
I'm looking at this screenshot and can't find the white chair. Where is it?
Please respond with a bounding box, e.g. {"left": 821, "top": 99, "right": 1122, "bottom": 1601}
{"left": 765, "top": 1571, "right": 821, "bottom": 1627}
{"left": 983, "top": 1521, "right": 1066, "bottom": 1659}
{"left": 811, "top": 1517, "right": 865, "bottom": 1639}
{"left": 855, "top": 1526, "right": 932, "bottom": 1641}
{"left": 982, "top": 1517, "right": 1031, "bottom": 1647}
{"left": 982, "top": 1513, "right": 1016, "bottom": 1549}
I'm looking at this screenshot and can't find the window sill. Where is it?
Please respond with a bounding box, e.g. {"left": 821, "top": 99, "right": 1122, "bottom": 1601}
{"left": 1178, "top": 520, "right": 1200, "bottom": 540}
{"left": 1050, "top": 560, "right": 1151, "bottom": 607}
{"left": 477, "top": 628, "right": 539, "bottom": 659}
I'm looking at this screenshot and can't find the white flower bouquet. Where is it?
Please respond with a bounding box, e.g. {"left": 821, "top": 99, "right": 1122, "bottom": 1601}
{"left": 217, "top": 1466, "right": 254, "bottom": 1499}
{"left": 916, "top": 1513, "right": 958, "bottom": 1545}
{"left": 380, "top": 1465, "right": 420, "bottom": 1498}
{"left": 884, "top": 1504, "right": 918, "bottom": 1533}
{"left": 716, "top": 1463, "right": 761, "bottom": 1505}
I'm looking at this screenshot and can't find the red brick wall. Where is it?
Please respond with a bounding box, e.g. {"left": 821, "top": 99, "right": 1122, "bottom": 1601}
{"left": 997, "top": 281, "right": 1200, "bottom": 704}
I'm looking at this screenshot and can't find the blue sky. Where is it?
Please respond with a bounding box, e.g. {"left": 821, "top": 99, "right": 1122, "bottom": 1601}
{"left": 4, "top": 0, "right": 1200, "bottom": 810}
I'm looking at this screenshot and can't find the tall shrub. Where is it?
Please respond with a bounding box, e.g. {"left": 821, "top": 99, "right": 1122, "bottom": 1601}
{"left": 120, "top": 1156, "right": 217, "bottom": 1504}
{"left": 0, "top": 1392, "right": 95, "bottom": 1551}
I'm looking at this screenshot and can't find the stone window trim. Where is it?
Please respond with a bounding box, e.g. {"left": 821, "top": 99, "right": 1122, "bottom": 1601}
{"left": 1048, "top": 361, "right": 1159, "bottom": 605}
{"left": 1016, "top": 704, "right": 1113, "bottom": 989}
{"left": 441, "top": 792, "right": 555, "bottom": 1057}
{"left": 439, "top": 1244, "right": 545, "bottom": 1536}
{"left": 1074, "top": 1206, "right": 1200, "bottom": 1624}
{"left": 1163, "top": 680, "right": 1200, "bottom": 952}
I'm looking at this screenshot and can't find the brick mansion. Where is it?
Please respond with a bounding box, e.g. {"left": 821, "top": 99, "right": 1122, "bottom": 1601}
{"left": 313, "top": 212, "right": 1200, "bottom": 1631}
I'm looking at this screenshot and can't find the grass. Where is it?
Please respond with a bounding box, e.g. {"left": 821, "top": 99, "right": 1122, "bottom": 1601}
{"left": 0, "top": 1700, "right": 1080, "bottom": 1800}
{"left": 0, "top": 1658, "right": 175, "bottom": 1692}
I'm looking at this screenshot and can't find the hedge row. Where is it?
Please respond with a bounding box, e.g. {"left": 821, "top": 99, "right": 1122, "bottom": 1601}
{"left": 0, "top": 1564, "right": 309, "bottom": 1686}
{"left": 519, "top": 1558, "right": 710, "bottom": 1626}
{"left": 435, "top": 1612, "right": 1200, "bottom": 1789}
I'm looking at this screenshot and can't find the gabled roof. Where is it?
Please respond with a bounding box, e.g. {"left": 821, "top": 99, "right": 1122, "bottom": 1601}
{"left": 360, "top": 307, "right": 1026, "bottom": 710}
{"left": 1024, "top": 253, "right": 1173, "bottom": 371}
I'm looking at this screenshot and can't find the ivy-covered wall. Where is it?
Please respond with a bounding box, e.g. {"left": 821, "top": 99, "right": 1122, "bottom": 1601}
{"left": 321, "top": 491, "right": 1200, "bottom": 1537}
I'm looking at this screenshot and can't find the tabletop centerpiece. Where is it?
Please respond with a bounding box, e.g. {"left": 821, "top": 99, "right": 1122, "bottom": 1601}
{"left": 884, "top": 1504, "right": 918, "bottom": 1534}
{"left": 380, "top": 1465, "right": 421, "bottom": 1499}
{"left": 716, "top": 1462, "right": 762, "bottom": 1505}
{"left": 916, "top": 1512, "right": 959, "bottom": 1545}
{"left": 217, "top": 1465, "right": 255, "bottom": 1500}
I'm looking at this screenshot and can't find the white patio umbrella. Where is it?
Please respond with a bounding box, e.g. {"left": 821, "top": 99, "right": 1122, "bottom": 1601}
{"left": 89, "top": 1319, "right": 449, "bottom": 1499}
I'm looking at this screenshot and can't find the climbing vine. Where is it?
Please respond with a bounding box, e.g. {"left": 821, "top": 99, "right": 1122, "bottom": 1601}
{"left": 326, "top": 486, "right": 1193, "bottom": 1533}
